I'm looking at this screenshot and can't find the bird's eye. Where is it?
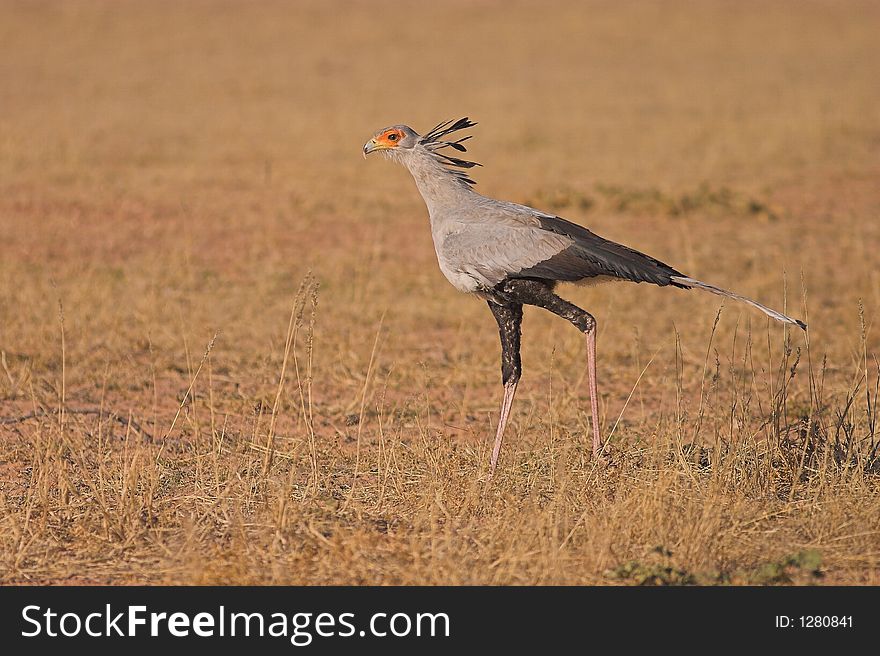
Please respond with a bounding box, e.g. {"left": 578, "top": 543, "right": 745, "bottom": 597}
{"left": 387, "top": 133, "right": 399, "bottom": 141}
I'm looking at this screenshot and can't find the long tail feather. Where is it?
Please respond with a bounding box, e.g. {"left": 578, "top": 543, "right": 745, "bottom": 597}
{"left": 670, "top": 276, "right": 806, "bottom": 330}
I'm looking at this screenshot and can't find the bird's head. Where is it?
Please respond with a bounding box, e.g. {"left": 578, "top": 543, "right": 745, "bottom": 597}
{"left": 363, "top": 125, "right": 420, "bottom": 157}
{"left": 363, "top": 118, "right": 481, "bottom": 185}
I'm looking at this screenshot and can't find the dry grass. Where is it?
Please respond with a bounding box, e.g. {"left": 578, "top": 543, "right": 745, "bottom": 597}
{"left": 2, "top": 0, "right": 880, "bottom": 585}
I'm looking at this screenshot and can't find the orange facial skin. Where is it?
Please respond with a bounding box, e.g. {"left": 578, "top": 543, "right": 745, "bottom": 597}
{"left": 374, "top": 128, "right": 404, "bottom": 148}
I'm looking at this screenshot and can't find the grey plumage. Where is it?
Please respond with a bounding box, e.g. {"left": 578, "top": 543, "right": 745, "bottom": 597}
{"left": 364, "top": 118, "right": 806, "bottom": 472}
{"left": 518, "top": 214, "right": 687, "bottom": 287}
{"left": 364, "top": 118, "right": 805, "bottom": 329}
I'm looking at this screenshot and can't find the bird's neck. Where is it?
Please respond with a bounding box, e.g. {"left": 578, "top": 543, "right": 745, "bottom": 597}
{"left": 400, "top": 147, "right": 478, "bottom": 217}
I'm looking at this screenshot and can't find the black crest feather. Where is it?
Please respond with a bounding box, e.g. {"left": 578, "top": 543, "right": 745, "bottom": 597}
{"left": 420, "top": 117, "right": 481, "bottom": 185}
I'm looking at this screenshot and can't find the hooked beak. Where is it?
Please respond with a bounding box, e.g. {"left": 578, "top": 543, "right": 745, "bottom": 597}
{"left": 363, "top": 138, "right": 383, "bottom": 158}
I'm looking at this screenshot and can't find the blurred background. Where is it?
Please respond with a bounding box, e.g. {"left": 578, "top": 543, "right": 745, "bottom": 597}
{"left": 1, "top": 1, "right": 879, "bottom": 584}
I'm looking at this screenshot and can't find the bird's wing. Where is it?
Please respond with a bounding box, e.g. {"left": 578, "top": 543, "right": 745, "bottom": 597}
{"left": 436, "top": 200, "right": 805, "bottom": 328}
{"left": 439, "top": 220, "right": 574, "bottom": 289}
{"left": 440, "top": 201, "right": 685, "bottom": 288}
{"left": 518, "top": 214, "right": 686, "bottom": 286}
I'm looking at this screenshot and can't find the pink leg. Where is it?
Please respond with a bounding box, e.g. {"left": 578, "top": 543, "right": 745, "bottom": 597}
{"left": 489, "top": 380, "right": 518, "bottom": 475}
{"left": 586, "top": 328, "right": 601, "bottom": 458}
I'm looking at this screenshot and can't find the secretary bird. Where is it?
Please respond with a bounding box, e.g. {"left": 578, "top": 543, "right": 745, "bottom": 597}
{"left": 363, "top": 118, "right": 806, "bottom": 474}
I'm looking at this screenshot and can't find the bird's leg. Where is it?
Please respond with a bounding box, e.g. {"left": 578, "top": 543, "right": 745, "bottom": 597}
{"left": 491, "top": 380, "right": 517, "bottom": 474}
{"left": 487, "top": 300, "right": 523, "bottom": 475}
{"left": 497, "top": 279, "right": 603, "bottom": 459}
{"left": 585, "top": 324, "right": 601, "bottom": 458}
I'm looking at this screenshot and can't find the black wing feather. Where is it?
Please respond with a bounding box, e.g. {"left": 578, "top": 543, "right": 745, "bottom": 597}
{"left": 515, "top": 215, "right": 687, "bottom": 287}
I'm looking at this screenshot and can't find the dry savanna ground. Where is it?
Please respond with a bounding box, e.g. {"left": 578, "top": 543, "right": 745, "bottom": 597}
{"left": 2, "top": 0, "right": 880, "bottom": 585}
